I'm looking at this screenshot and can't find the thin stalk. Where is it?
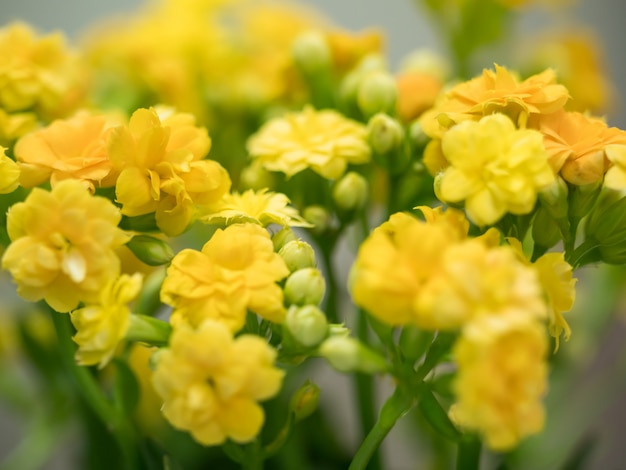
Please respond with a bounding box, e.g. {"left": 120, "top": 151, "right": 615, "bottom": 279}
{"left": 456, "top": 435, "right": 481, "bottom": 470}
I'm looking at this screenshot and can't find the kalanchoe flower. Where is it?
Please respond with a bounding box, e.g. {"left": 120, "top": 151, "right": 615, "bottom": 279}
{"left": 71, "top": 273, "right": 143, "bottom": 368}
{"left": 199, "top": 188, "right": 310, "bottom": 227}
{"left": 0, "top": 146, "right": 20, "bottom": 193}
{"left": 436, "top": 113, "right": 555, "bottom": 226}
{"left": 161, "top": 223, "right": 289, "bottom": 332}
{"left": 1, "top": 179, "right": 130, "bottom": 312}
{"left": 152, "top": 319, "right": 284, "bottom": 446}
{"left": 449, "top": 314, "right": 548, "bottom": 451}
{"left": 247, "top": 106, "right": 371, "bottom": 180}
{"left": 14, "top": 110, "right": 120, "bottom": 192}
{"left": 108, "top": 106, "right": 231, "bottom": 236}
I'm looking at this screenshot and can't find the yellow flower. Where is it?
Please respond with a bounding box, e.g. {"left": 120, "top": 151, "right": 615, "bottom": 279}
{"left": 0, "top": 22, "right": 85, "bottom": 120}
{"left": 161, "top": 223, "right": 289, "bottom": 332}
{"left": 247, "top": 106, "right": 371, "bottom": 180}
{"left": 437, "top": 113, "right": 554, "bottom": 226}
{"left": 350, "top": 212, "right": 465, "bottom": 326}
{"left": 420, "top": 64, "right": 569, "bottom": 138}
{"left": 151, "top": 319, "right": 284, "bottom": 446}
{"left": 0, "top": 109, "right": 38, "bottom": 145}
{"left": 14, "top": 111, "right": 120, "bottom": 191}
{"left": 71, "top": 273, "right": 143, "bottom": 368}
{"left": 1, "top": 179, "right": 129, "bottom": 312}
{"left": 450, "top": 315, "right": 548, "bottom": 451}
{"left": 416, "top": 240, "right": 547, "bottom": 329}
{"left": 108, "top": 107, "right": 231, "bottom": 236}
{"left": 0, "top": 147, "right": 20, "bottom": 194}
{"left": 199, "top": 189, "right": 311, "bottom": 227}
{"left": 326, "top": 28, "right": 384, "bottom": 74}
{"left": 540, "top": 110, "right": 626, "bottom": 185}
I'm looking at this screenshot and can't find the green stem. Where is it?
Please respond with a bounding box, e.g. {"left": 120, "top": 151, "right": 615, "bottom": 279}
{"left": 51, "top": 312, "right": 138, "bottom": 469}
{"left": 349, "top": 389, "right": 415, "bottom": 470}
{"left": 317, "top": 233, "right": 339, "bottom": 323}
{"left": 242, "top": 439, "right": 263, "bottom": 470}
{"left": 456, "top": 435, "right": 481, "bottom": 470}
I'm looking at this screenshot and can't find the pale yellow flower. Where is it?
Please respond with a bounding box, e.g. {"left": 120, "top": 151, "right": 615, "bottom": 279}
{"left": 161, "top": 223, "right": 289, "bottom": 332}
{"left": 0, "top": 109, "right": 38, "bottom": 145}
{"left": 437, "top": 113, "right": 555, "bottom": 226}
{"left": 604, "top": 144, "right": 626, "bottom": 190}
{"left": 15, "top": 111, "right": 120, "bottom": 191}
{"left": 1, "top": 179, "right": 129, "bottom": 312}
{"left": 108, "top": 107, "right": 231, "bottom": 236}
{"left": 199, "top": 189, "right": 311, "bottom": 227}
{"left": 71, "top": 273, "right": 143, "bottom": 368}
{"left": 450, "top": 315, "right": 548, "bottom": 451}
{"left": 152, "top": 319, "right": 284, "bottom": 445}
{"left": 0, "top": 147, "right": 20, "bottom": 194}
{"left": 247, "top": 106, "right": 371, "bottom": 180}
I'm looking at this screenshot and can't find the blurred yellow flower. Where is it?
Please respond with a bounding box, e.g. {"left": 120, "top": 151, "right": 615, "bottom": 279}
{"left": 0, "top": 147, "right": 20, "bottom": 194}
{"left": 450, "top": 315, "right": 548, "bottom": 451}
{"left": 1, "top": 179, "right": 129, "bottom": 312}
{"left": 416, "top": 240, "right": 546, "bottom": 329}
{"left": 14, "top": 111, "right": 120, "bottom": 191}
{"left": 350, "top": 212, "right": 465, "bottom": 326}
{"left": 326, "top": 28, "right": 384, "bottom": 74}
{"left": 71, "top": 273, "right": 142, "bottom": 368}
{"left": 420, "top": 64, "right": 569, "bottom": 138}
{"left": 540, "top": 110, "right": 626, "bottom": 185}
{"left": 247, "top": 106, "right": 371, "bottom": 180}
{"left": 0, "top": 22, "right": 85, "bottom": 122}
{"left": 161, "top": 223, "right": 289, "bottom": 332}
{"left": 437, "top": 113, "right": 554, "bottom": 226}
{"left": 152, "top": 319, "right": 284, "bottom": 445}
{"left": 0, "top": 109, "right": 38, "bottom": 145}
{"left": 199, "top": 189, "right": 311, "bottom": 227}
{"left": 108, "top": 107, "right": 231, "bottom": 236}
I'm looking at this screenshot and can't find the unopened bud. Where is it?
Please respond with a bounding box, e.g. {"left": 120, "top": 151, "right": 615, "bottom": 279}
{"left": 408, "top": 120, "right": 430, "bottom": 150}
{"left": 539, "top": 176, "right": 568, "bottom": 219}
{"left": 318, "top": 336, "right": 388, "bottom": 374}
{"left": 532, "top": 206, "right": 561, "bottom": 250}
{"left": 303, "top": 205, "right": 332, "bottom": 234}
{"left": 367, "top": 113, "right": 404, "bottom": 155}
{"left": 292, "top": 31, "right": 331, "bottom": 75}
{"left": 284, "top": 268, "right": 326, "bottom": 306}
{"left": 357, "top": 71, "right": 398, "bottom": 118}
{"left": 239, "top": 164, "right": 275, "bottom": 191}
{"left": 279, "top": 240, "right": 316, "bottom": 272}
{"left": 289, "top": 381, "right": 320, "bottom": 422}
{"left": 272, "top": 226, "right": 297, "bottom": 252}
{"left": 285, "top": 304, "right": 328, "bottom": 347}
{"left": 126, "top": 235, "right": 174, "bottom": 266}
{"left": 332, "top": 171, "right": 368, "bottom": 212}
{"left": 569, "top": 181, "right": 601, "bottom": 220}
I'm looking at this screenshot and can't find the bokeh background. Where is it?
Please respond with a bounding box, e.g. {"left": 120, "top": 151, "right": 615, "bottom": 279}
{"left": 1, "top": 0, "right": 626, "bottom": 469}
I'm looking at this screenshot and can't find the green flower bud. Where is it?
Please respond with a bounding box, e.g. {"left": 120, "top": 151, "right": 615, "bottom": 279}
{"left": 328, "top": 323, "right": 351, "bottom": 338}
{"left": 332, "top": 171, "right": 368, "bottom": 212}
{"left": 239, "top": 164, "right": 275, "bottom": 191}
{"left": 367, "top": 113, "right": 405, "bottom": 155}
{"left": 126, "top": 235, "right": 174, "bottom": 266}
{"left": 289, "top": 381, "right": 320, "bottom": 422}
{"left": 272, "top": 226, "right": 297, "bottom": 252}
{"left": 278, "top": 240, "right": 316, "bottom": 272}
{"left": 303, "top": 205, "right": 332, "bottom": 234}
{"left": 285, "top": 304, "right": 328, "bottom": 347}
{"left": 408, "top": 120, "right": 430, "bottom": 150}
{"left": 585, "top": 190, "right": 626, "bottom": 249}
{"left": 292, "top": 30, "right": 331, "bottom": 75}
{"left": 569, "top": 181, "right": 602, "bottom": 220}
{"left": 284, "top": 268, "right": 326, "bottom": 306}
{"left": 532, "top": 205, "right": 561, "bottom": 250}
{"left": 318, "top": 336, "right": 388, "bottom": 374}
{"left": 357, "top": 71, "right": 397, "bottom": 118}
{"left": 539, "top": 176, "right": 569, "bottom": 219}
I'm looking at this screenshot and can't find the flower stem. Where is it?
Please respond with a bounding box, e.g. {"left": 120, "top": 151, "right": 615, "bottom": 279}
{"left": 349, "top": 388, "right": 414, "bottom": 470}
{"left": 456, "top": 435, "right": 481, "bottom": 470}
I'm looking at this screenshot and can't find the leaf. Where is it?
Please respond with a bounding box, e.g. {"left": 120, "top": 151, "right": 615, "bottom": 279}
{"left": 418, "top": 388, "right": 461, "bottom": 442}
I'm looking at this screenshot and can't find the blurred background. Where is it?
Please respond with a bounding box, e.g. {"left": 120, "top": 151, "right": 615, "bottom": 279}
{"left": 1, "top": 0, "right": 626, "bottom": 469}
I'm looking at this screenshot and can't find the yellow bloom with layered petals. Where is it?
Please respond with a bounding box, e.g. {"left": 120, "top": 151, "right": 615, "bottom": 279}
{"left": 0, "top": 147, "right": 20, "bottom": 194}
{"left": 199, "top": 189, "right": 311, "bottom": 227}
{"left": 161, "top": 223, "right": 289, "bottom": 332}
{"left": 247, "top": 106, "right": 371, "bottom": 180}
{"left": 108, "top": 107, "right": 231, "bottom": 236}
{"left": 450, "top": 315, "right": 548, "bottom": 451}
{"left": 152, "top": 319, "right": 284, "bottom": 445}
{"left": 71, "top": 273, "right": 143, "bottom": 368}
{"left": 438, "top": 113, "right": 555, "bottom": 226}
{"left": 15, "top": 111, "right": 120, "bottom": 191}
{"left": 1, "top": 179, "right": 129, "bottom": 312}
{"left": 350, "top": 212, "right": 466, "bottom": 326}
{"left": 415, "top": 240, "right": 546, "bottom": 329}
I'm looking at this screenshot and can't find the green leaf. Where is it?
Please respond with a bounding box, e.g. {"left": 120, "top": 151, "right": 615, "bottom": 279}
{"left": 418, "top": 388, "right": 461, "bottom": 442}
